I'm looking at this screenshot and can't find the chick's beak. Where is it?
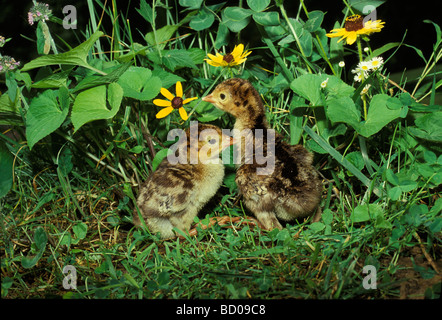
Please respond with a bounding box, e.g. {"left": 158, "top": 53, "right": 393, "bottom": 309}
{"left": 202, "top": 94, "right": 216, "bottom": 104}
{"left": 221, "top": 136, "right": 237, "bottom": 150}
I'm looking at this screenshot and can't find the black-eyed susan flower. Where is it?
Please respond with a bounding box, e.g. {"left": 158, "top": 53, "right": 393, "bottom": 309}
{"left": 204, "top": 44, "right": 252, "bottom": 67}
{"left": 153, "top": 81, "right": 197, "bottom": 121}
{"left": 326, "top": 14, "right": 385, "bottom": 45}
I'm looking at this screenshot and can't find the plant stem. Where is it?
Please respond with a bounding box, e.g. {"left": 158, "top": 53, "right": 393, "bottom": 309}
{"left": 279, "top": 4, "right": 312, "bottom": 74}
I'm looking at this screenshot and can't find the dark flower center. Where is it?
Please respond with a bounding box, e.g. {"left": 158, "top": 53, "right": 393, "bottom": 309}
{"left": 223, "top": 53, "right": 234, "bottom": 64}
{"left": 171, "top": 96, "right": 183, "bottom": 109}
{"left": 344, "top": 14, "right": 364, "bottom": 31}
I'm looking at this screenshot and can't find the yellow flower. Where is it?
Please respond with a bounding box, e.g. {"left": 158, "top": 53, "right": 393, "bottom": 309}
{"left": 153, "top": 81, "right": 198, "bottom": 121}
{"left": 326, "top": 14, "right": 385, "bottom": 45}
{"left": 204, "top": 44, "right": 252, "bottom": 67}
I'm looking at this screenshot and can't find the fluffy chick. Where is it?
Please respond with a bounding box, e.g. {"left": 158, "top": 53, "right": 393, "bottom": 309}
{"left": 133, "top": 123, "right": 234, "bottom": 239}
{"left": 203, "top": 78, "right": 322, "bottom": 230}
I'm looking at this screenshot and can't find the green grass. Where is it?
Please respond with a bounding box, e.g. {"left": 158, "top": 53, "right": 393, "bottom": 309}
{"left": 1, "top": 0, "right": 441, "bottom": 300}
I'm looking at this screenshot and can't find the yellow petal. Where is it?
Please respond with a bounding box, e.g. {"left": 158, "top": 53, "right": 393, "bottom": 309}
{"left": 231, "top": 44, "right": 244, "bottom": 59}
{"left": 175, "top": 81, "right": 183, "bottom": 98}
{"left": 153, "top": 99, "right": 172, "bottom": 107}
{"left": 205, "top": 59, "right": 225, "bottom": 67}
{"left": 178, "top": 107, "right": 188, "bottom": 121}
{"left": 160, "top": 87, "right": 175, "bottom": 101}
{"left": 156, "top": 106, "right": 174, "bottom": 119}
{"left": 346, "top": 32, "right": 358, "bottom": 45}
{"left": 183, "top": 96, "right": 198, "bottom": 104}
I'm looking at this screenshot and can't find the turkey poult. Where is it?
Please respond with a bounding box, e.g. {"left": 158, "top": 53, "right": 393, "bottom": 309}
{"left": 133, "top": 123, "right": 235, "bottom": 239}
{"left": 203, "top": 78, "right": 322, "bottom": 230}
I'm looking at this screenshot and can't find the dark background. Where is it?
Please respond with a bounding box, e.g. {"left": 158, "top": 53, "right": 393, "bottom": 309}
{"left": 0, "top": 0, "right": 440, "bottom": 74}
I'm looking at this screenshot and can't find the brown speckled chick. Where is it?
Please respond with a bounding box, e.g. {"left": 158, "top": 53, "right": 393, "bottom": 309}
{"left": 133, "top": 123, "right": 234, "bottom": 239}
{"left": 203, "top": 78, "right": 322, "bottom": 230}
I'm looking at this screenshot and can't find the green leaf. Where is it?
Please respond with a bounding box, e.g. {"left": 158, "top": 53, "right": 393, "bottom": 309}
{"left": 152, "top": 148, "right": 171, "bottom": 172}
{"left": 117, "top": 66, "right": 161, "bottom": 100}
{"left": 194, "top": 100, "right": 224, "bottom": 122}
{"left": 409, "top": 111, "right": 442, "bottom": 142}
{"left": 215, "top": 23, "right": 230, "bottom": 49}
{"left": 26, "top": 88, "right": 70, "bottom": 150}
{"left": 304, "top": 11, "right": 324, "bottom": 32}
{"left": 21, "top": 31, "right": 104, "bottom": 74}
{"left": 348, "top": 0, "right": 385, "bottom": 12}
{"left": 291, "top": 74, "right": 354, "bottom": 106}
{"left": 36, "top": 21, "right": 51, "bottom": 55}
{"left": 189, "top": 7, "right": 215, "bottom": 31}
{"left": 21, "top": 227, "right": 48, "bottom": 269}
{"left": 222, "top": 7, "right": 252, "bottom": 32}
{"left": 367, "top": 42, "right": 402, "bottom": 60}
{"left": 137, "top": 0, "right": 155, "bottom": 23}
{"left": 345, "top": 151, "right": 365, "bottom": 171}
{"left": 31, "top": 68, "right": 72, "bottom": 89}
{"left": 351, "top": 204, "right": 382, "bottom": 223}
{"left": 357, "top": 94, "right": 405, "bottom": 137}
{"left": 71, "top": 83, "right": 123, "bottom": 131}
{"left": 151, "top": 68, "right": 184, "bottom": 89}
{"left": 145, "top": 25, "right": 179, "bottom": 50}
{"left": 252, "top": 11, "right": 280, "bottom": 26}
{"left": 247, "top": 0, "right": 270, "bottom": 12}
{"left": 58, "top": 146, "right": 73, "bottom": 176}
{"left": 73, "top": 222, "right": 88, "bottom": 240}
{"left": 0, "top": 141, "right": 14, "bottom": 198}
{"left": 73, "top": 62, "right": 131, "bottom": 93}
{"left": 327, "top": 96, "right": 361, "bottom": 130}
{"left": 149, "top": 50, "right": 198, "bottom": 71}
{"left": 179, "top": 0, "right": 203, "bottom": 9}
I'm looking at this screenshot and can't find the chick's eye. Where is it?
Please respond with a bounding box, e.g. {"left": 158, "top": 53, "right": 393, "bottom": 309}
{"left": 208, "top": 138, "right": 217, "bottom": 144}
{"left": 220, "top": 93, "right": 226, "bottom": 100}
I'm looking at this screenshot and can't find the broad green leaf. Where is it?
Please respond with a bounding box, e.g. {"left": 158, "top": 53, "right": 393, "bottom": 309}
{"left": 152, "top": 148, "right": 171, "bottom": 172}
{"left": 0, "top": 141, "right": 14, "bottom": 198}
{"left": 409, "top": 111, "right": 442, "bottom": 142}
{"left": 304, "top": 11, "right": 324, "bottom": 32}
{"left": 247, "top": 0, "right": 270, "bottom": 12}
{"left": 31, "top": 68, "right": 72, "bottom": 89}
{"left": 26, "top": 87, "right": 70, "bottom": 150}
{"left": 179, "top": 0, "right": 203, "bottom": 9}
{"left": 357, "top": 94, "right": 405, "bottom": 137}
{"left": 291, "top": 74, "right": 354, "bottom": 106}
{"left": 162, "top": 49, "right": 198, "bottom": 71}
{"left": 71, "top": 83, "right": 123, "bottom": 131}
{"left": 145, "top": 25, "right": 179, "bottom": 50}
{"left": 21, "top": 31, "right": 104, "bottom": 74}
{"left": 117, "top": 66, "right": 162, "bottom": 100}
{"left": 21, "top": 227, "right": 48, "bottom": 269}
{"left": 194, "top": 100, "right": 224, "bottom": 122}
{"left": 351, "top": 204, "right": 382, "bottom": 223}
{"left": 151, "top": 67, "right": 185, "bottom": 89}
{"left": 72, "top": 222, "right": 88, "bottom": 240}
{"left": 252, "top": 11, "right": 280, "bottom": 26}
{"left": 137, "top": 0, "right": 155, "bottom": 23}
{"left": 215, "top": 23, "right": 230, "bottom": 49}
{"left": 222, "top": 7, "right": 252, "bottom": 32}
{"left": 73, "top": 62, "right": 131, "bottom": 93}
{"left": 189, "top": 7, "right": 214, "bottom": 31}
{"left": 326, "top": 96, "right": 361, "bottom": 130}
{"left": 348, "top": 0, "right": 385, "bottom": 12}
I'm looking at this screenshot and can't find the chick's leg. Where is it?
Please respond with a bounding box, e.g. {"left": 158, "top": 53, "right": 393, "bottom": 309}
{"left": 253, "top": 211, "right": 283, "bottom": 230}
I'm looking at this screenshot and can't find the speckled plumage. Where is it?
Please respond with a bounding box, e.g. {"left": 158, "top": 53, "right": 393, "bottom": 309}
{"left": 133, "top": 124, "right": 233, "bottom": 239}
{"left": 203, "top": 78, "right": 322, "bottom": 230}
